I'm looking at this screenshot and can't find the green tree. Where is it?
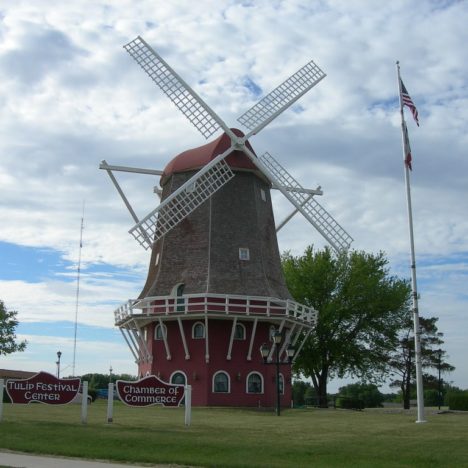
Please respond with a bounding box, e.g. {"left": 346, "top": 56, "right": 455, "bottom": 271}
{"left": 292, "top": 380, "right": 311, "bottom": 406}
{"left": 282, "top": 246, "right": 410, "bottom": 407}
{"left": 337, "top": 382, "right": 385, "bottom": 408}
{"left": 0, "top": 300, "right": 27, "bottom": 356}
{"left": 388, "top": 317, "right": 454, "bottom": 409}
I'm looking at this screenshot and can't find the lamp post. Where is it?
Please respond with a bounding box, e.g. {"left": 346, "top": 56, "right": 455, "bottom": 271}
{"left": 56, "top": 351, "right": 62, "bottom": 378}
{"left": 109, "top": 365, "right": 113, "bottom": 384}
{"left": 260, "top": 330, "right": 295, "bottom": 416}
{"left": 437, "top": 349, "right": 442, "bottom": 410}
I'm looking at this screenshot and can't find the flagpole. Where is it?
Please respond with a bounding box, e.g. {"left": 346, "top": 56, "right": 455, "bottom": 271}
{"left": 396, "top": 61, "right": 426, "bottom": 423}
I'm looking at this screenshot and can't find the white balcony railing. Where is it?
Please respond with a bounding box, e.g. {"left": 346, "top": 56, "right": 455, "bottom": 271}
{"left": 114, "top": 293, "right": 317, "bottom": 327}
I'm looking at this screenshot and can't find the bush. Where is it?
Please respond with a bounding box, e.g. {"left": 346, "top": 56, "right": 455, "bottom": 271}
{"left": 87, "top": 388, "right": 98, "bottom": 402}
{"left": 447, "top": 392, "right": 468, "bottom": 411}
{"left": 2, "top": 391, "right": 11, "bottom": 403}
{"left": 335, "top": 396, "right": 364, "bottom": 410}
{"left": 424, "top": 389, "right": 442, "bottom": 406}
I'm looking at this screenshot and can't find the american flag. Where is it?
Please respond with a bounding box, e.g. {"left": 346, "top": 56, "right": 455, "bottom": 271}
{"left": 400, "top": 79, "right": 419, "bottom": 126}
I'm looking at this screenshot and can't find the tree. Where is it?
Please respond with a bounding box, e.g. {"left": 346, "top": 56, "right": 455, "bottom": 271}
{"left": 388, "top": 316, "right": 454, "bottom": 409}
{"left": 0, "top": 300, "right": 27, "bottom": 356}
{"left": 282, "top": 246, "right": 410, "bottom": 407}
{"left": 292, "top": 379, "right": 311, "bottom": 406}
{"left": 337, "top": 382, "right": 385, "bottom": 408}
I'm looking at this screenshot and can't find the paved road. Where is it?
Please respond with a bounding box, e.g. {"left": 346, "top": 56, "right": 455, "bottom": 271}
{"left": 0, "top": 451, "right": 186, "bottom": 468}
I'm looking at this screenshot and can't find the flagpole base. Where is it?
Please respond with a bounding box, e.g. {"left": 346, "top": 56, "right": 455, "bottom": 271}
{"left": 415, "top": 419, "right": 427, "bottom": 424}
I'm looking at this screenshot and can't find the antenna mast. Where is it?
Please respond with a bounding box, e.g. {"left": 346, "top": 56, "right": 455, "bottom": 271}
{"left": 72, "top": 202, "right": 85, "bottom": 376}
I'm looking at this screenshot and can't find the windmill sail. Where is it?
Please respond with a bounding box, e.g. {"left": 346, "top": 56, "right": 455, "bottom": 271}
{"left": 237, "top": 60, "right": 326, "bottom": 137}
{"left": 259, "top": 152, "right": 353, "bottom": 252}
{"left": 124, "top": 36, "right": 228, "bottom": 139}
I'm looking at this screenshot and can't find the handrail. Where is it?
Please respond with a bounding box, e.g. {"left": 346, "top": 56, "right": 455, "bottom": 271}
{"left": 114, "top": 293, "right": 317, "bottom": 326}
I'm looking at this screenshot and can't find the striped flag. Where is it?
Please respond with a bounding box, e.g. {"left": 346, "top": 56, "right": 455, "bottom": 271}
{"left": 400, "top": 79, "right": 419, "bottom": 126}
{"left": 402, "top": 121, "right": 412, "bottom": 170}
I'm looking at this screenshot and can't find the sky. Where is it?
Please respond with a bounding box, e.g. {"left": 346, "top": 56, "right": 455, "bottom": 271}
{"left": 0, "top": 0, "right": 467, "bottom": 393}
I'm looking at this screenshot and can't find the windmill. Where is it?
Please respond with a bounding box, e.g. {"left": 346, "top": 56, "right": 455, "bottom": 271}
{"left": 101, "top": 36, "right": 352, "bottom": 407}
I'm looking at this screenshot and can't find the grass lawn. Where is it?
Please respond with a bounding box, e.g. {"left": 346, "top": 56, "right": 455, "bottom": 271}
{"left": 0, "top": 401, "right": 467, "bottom": 467}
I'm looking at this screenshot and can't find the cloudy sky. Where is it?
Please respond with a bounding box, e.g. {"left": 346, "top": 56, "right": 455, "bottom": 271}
{"left": 1, "top": 0, "right": 467, "bottom": 392}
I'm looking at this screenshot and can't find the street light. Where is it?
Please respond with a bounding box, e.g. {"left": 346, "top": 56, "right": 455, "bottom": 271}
{"left": 260, "top": 330, "right": 295, "bottom": 416}
{"left": 56, "top": 351, "right": 62, "bottom": 378}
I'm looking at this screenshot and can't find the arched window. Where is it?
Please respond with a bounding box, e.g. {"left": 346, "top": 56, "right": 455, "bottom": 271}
{"left": 171, "top": 283, "right": 185, "bottom": 312}
{"left": 246, "top": 372, "right": 263, "bottom": 394}
{"left": 212, "top": 371, "right": 230, "bottom": 393}
{"left": 278, "top": 373, "right": 284, "bottom": 394}
{"left": 192, "top": 321, "right": 205, "bottom": 339}
{"left": 234, "top": 323, "right": 246, "bottom": 340}
{"left": 170, "top": 371, "right": 187, "bottom": 386}
{"left": 154, "top": 324, "right": 167, "bottom": 340}
{"left": 269, "top": 325, "right": 276, "bottom": 341}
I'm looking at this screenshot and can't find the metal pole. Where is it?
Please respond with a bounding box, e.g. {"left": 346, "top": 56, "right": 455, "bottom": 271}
{"left": 56, "top": 351, "right": 62, "bottom": 378}
{"left": 396, "top": 61, "right": 425, "bottom": 424}
{"left": 276, "top": 345, "right": 280, "bottom": 416}
{"left": 72, "top": 203, "right": 85, "bottom": 376}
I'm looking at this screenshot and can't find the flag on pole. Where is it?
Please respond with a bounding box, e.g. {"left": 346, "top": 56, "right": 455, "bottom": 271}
{"left": 402, "top": 121, "right": 412, "bottom": 170}
{"left": 400, "top": 79, "right": 419, "bottom": 126}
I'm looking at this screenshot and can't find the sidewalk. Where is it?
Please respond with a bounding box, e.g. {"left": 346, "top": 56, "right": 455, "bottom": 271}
{"left": 0, "top": 450, "right": 185, "bottom": 468}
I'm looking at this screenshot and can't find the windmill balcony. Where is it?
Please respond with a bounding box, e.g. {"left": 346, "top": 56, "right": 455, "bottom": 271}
{"left": 114, "top": 293, "right": 317, "bottom": 328}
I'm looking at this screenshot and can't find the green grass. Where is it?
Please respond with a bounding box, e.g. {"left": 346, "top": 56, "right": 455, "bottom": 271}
{"left": 1, "top": 401, "right": 468, "bottom": 467}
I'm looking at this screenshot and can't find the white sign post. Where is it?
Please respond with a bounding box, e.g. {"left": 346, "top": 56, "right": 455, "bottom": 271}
{"left": 0, "top": 379, "right": 4, "bottom": 423}
{"left": 184, "top": 385, "right": 192, "bottom": 427}
{"left": 81, "top": 381, "right": 88, "bottom": 424}
{"left": 107, "top": 382, "right": 114, "bottom": 423}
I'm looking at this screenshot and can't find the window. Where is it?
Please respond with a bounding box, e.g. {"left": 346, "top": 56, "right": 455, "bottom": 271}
{"left": 212, "top": 371, "right": 230, "bottom": 393}
{"left": 269, "top": 325, "right": 276, "bottom": 341}
{"left": 171, "top": 283, "right": 185, "bottom": 312}
{"left": 154, "top": 252, "right": 160, "bottom": 266}
{"left": 192, "top": 321, "right": 205, "bottom": 339}
{"left": 278, "top": 373, "right": 284, "bottom": 394}
{"left": 247, "top": 372, "right": 263, "bottom": 394}
{"left": 239, "top": 247, "right": 250, "bottom": 261}
{"left": 154, "top": 324, "right": 167, "bottom": 340}
{"left": 260, "top": 188, "right": 266, "bottom": 202}
{"left": 234, "top": 323, "right": 246, "bottom": 340}
{"left": 170, "top": 371, "right": 186, "bottom": 385}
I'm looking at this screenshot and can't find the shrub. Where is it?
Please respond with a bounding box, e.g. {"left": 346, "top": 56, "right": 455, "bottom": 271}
{"left": 424, "top": 388, "right": 442, "bottom": 406}
{"left": 447, "top": 392, "right": 468, "bottom": 411}
{"left": 87, "top": 388, "right": 98, "bottom": 402}
{"left": 335, "top": 396, "right": 364, "bottom": 410}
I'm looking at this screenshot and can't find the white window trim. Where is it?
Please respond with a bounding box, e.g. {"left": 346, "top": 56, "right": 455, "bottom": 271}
{"left": 246, "top": 371, "right": 264, "bottom": 394}
{"left": 154, "top": 323, "right": 167, "bottom": 340}
{"left": 170, "top": 370, "right": 188, "bottom": 386}
{"left": 192, "top": 321, "right": 205, "bottom": 339}
{"left": 234, "top": 322, "right": 246, "bottom": 341}
{"left": 212, "top": 370, "right": 231, "bottom": 393}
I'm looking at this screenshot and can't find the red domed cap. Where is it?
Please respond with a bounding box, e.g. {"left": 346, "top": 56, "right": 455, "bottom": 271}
{"left": 162, "top": 128, "right": 258, "bottom": 183}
